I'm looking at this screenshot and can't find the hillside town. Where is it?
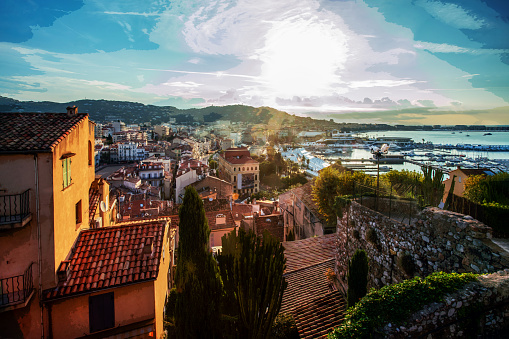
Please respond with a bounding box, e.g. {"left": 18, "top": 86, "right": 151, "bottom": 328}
{"left": 1, "top": 106, "right": 509, "bottom": 338}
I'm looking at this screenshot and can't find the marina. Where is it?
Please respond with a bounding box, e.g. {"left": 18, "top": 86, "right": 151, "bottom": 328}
{"left": 280, "top": 130, "right": 509, "bottom": 176}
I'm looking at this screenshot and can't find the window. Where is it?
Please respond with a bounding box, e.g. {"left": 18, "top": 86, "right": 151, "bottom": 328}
{"left": 88, "top": 140, "right": 93, "bottom": 166}
{"left": 76, "top": 200, "right": 82, "bottom": 224}
{"left": 62, "top": 158, "right": 72, "bottom": 188}
{"left": 216, "top": 214, "right": 226, "bottom": 225}
{"left": 89, "top": 292, "right": 114, "bottom": 333}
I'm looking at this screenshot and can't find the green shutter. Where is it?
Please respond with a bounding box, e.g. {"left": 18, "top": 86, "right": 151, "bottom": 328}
{"left": 62, "top": 158, "right": 71, "bottom": 188}
{"left": 63, "top": 159, "right": 68, "bottom": 188}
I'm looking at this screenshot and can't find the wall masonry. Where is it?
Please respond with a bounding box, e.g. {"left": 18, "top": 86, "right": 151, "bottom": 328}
{"left": 334, "top": 200, "right": 509, "bottom": 295}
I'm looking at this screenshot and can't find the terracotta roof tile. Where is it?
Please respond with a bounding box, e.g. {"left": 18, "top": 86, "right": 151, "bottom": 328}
{"left": 283, "top": 234, "right": 336, "bottom": 273}
{"left": 280, "top": 260, "right": 335, "bottom": 314}
{"left": 280, "top": 234, "right": 346, "bottom": 337}
{"left": 205, "top": 209, "right": 236, "bottom": 231}
{"left": 44, "top": 220, "right": 167, "bottom": 300}
{"left": 0, "top": 113, "right": 88, "bottom": 153}
{"left": 293, "top": 291, "right": 346, "bottom": 339}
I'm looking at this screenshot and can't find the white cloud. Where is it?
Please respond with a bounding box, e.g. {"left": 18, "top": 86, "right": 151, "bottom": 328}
{"left": 415, "top": 0, "right": 485, "bottom": 30}
{"left": 414, "top": 41, "right": 508, "bottom": 55}
{"left": 350, "top": 79, "right": 418, "bottom": 89}
{"left": 103, "top": 11, "right": 161, "bottom": 17}
{"left": 162, "top": 81, "right": 202, "bottom": 88}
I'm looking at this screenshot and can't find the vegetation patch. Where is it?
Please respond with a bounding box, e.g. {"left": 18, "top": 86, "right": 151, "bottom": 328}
{"left": 328, "top": 272, "right": 478, "bottom": 339}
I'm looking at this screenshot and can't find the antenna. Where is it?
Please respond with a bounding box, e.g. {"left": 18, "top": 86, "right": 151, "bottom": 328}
{"left": 100, "top": 201, "right": 108, "bottom": 213}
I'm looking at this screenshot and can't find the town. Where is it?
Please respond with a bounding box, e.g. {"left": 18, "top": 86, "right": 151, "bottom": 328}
{"left": 1, "top": 104, "right": 509, "bottom": 338}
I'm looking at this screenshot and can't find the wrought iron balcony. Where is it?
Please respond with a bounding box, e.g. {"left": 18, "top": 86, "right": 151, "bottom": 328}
{"left": 0, "top": 263, "right": 34, "bottom": 309}
{"left": 0, "top": 189, "right": 31, "bottom": 229}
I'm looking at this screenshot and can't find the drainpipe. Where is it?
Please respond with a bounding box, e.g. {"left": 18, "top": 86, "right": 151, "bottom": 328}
{"left": 34, "top": 154, "right": 44, "bottom": 338}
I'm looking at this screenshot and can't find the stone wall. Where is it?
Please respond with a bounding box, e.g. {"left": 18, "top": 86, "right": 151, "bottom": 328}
{"left": 381, "top": 270, "right": 509, "bottom": 337}
{"left": 335, "top": 200, "right": 509, "bottom": 295}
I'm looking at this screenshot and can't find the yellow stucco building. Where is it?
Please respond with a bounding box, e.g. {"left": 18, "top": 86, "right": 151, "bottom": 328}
{"left": 0, "top": 108, "right": 174, "bottom": 338}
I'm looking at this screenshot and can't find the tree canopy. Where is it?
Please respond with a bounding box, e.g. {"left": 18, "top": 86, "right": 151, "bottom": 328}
{"left": 464, "top": 172, "right": 509, "bottom": 205}
{"left": 312, "top": 167, "right": 374, "bottom": 227}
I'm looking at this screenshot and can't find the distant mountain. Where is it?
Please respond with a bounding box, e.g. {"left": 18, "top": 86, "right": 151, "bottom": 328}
{"left": 0, "top": 96, "right": 354, "bottom": 130}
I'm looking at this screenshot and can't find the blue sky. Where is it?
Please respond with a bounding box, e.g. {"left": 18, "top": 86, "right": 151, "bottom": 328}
{"left": 1, "top": 0, "right": 508, "bottom": 124}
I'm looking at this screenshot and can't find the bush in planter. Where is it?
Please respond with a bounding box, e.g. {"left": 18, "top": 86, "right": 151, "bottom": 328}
{"left": 398, "top": 253, "right": 415, "bottom": 276}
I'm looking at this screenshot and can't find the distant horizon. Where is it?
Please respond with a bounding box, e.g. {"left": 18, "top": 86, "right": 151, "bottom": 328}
{"left": 2, "top": 94, "right": 509, "bottom": 127}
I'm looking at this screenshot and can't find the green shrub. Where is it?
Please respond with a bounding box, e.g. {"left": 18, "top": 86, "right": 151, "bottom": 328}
{"left": 329, "top": 272, "right": 478, "bottom": 339}
{"left": 272, "top": 313, "right": 299, "bottom": 339}
{"left": 347, "top": 249, "right": 369, "bottom": 308}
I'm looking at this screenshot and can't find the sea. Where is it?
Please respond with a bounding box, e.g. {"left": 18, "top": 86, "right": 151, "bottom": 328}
{"left": 327, "top": 130, "right": 509, "bottom": 175}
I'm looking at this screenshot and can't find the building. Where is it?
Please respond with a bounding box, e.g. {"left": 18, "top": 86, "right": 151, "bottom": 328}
{"left": 220, "top": 138, "right": 234, "bottom": 151}
{"left": 217, "top": 147, "right": 260, "bottom": 197}
{"left": 0, "top": 108, "right": 173, "bottom": 338}
{"left": 0, "top": 108, "right": 96, "bottom": 337}
{"left": 191, "top": 176, "right": 233, "bottom": 201}
{"left": 278, "top": 180, "right": 327, "bottom": 239}
{"left": 442, "top": 167, "right": 496, "bottom": 202}
{"left": 44, "top": 218, "right": 175, "bottom": 338}
{"left": 139, "top": 162, "right": 165, "bottom": 187}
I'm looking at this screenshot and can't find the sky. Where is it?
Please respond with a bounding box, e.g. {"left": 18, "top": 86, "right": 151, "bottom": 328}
{"left": 1, "top": 0, "right": 508, "bottom": 124}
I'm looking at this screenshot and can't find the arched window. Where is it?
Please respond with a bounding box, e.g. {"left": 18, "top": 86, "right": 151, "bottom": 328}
{"left": 88, "top": 140, "right": 93, "bottom": 166}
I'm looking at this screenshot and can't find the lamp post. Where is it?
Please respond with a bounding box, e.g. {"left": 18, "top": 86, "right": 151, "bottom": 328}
{"left": 371, "top": 144, "right": 389, "bottom": 210}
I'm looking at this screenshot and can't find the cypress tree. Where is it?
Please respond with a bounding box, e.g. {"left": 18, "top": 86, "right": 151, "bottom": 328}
{"left": 174, "top": 186, "right": 223, "bottom": 338}
{"left": 347, "top": 249, "right": 369, "bottom": 308}
{"left": 217, "top": 228, "right": 287, "bottom": 339}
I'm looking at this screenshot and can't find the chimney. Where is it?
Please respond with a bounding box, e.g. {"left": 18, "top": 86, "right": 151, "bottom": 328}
{"left": 66, "top": 105, "right": 78, "bottom": 116}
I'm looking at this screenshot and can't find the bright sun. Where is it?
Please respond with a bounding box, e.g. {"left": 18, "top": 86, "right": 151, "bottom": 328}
{"left": 257, "top": 14, "right": 348, "bottom": 98}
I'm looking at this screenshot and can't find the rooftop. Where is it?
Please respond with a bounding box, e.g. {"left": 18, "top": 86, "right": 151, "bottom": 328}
{"left": 45, "top": 220, "right": 168, "bottom": 300}
{"left": 280, "top": 234, "right": 345, "bottom": 337}
{"left": 283, "top": 233, "right": 336, "bottom": 273}
{"left": 0, "top": 112, "right": 89, "bottom": 153}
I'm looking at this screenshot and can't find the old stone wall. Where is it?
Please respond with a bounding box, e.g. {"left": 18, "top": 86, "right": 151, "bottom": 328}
{"left": 381, "top": 270, "right": 509, "bottom": 337}
{"left": 335, "top": 200, "right": 509, "bottom": 295}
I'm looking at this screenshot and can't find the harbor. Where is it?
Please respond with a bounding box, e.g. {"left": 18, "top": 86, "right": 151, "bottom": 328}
{"left": 280, "top": 130, "right": 509, "bottom": 176}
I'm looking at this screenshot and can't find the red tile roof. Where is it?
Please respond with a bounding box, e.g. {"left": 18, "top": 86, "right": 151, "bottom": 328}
{"left": 293, "top": 291, "right": 346, "bottom": 339}
{"left": 205, "top": 210, "right": 236, "bottom": 231}
{"left": 0, "top": 113, "right": 89, "bottom": 153}
{"left": 232, "top": 203, "right": 253, "bottom": 217}
{"left": 45, "top": 220, "right": 167, "bottom": 300}
{"left": 280, "top": 234, "right": 345, "bottom": 338}
{"left": 283, "top": 234, "right": 337, "bottom": 273}
{"left": 221, "top": 147, "right": 259, "bottom": 165}
{"left": 280, "top": 260, "right": 335, "bottom": 314}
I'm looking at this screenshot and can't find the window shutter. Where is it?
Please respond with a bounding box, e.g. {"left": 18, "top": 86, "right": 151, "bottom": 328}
{"left": 63, "top": 159, "right": 68, "bottom": 187}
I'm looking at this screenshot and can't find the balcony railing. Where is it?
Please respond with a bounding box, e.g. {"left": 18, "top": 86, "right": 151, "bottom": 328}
{"left": 0, "top": 263, "right": 34, "bottom": 308}
{"left": 0, "top": 189, "right": 31, "bottom": 228}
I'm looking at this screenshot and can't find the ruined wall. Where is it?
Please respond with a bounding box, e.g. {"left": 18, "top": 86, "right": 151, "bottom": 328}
{"left": 335, "top": 200, "right": 509, "bottom": 295}
{"left": 381, "top": 270, "right": 509, "bottom": 337}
